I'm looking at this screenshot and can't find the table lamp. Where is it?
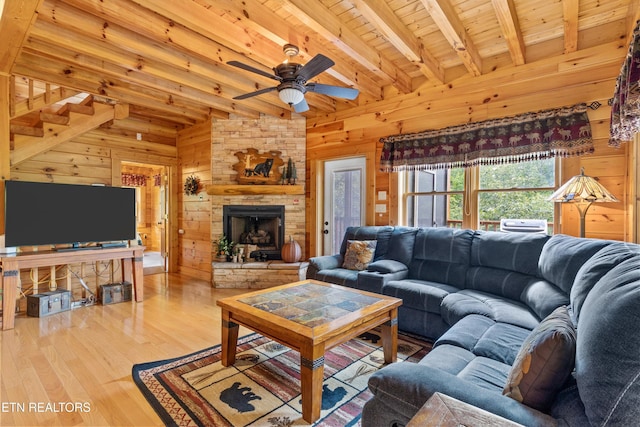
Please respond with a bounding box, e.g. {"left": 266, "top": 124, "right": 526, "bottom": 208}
{"left": 548, "top": 168, "right": 618, "bottom": 237}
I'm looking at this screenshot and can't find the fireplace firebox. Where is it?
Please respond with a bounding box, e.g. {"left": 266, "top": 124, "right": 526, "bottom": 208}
{"left": 222, "top": 205, "right": 285, "bottom": 260}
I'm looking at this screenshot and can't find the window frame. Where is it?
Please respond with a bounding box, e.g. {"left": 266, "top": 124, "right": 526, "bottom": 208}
{"left": 399, "top": 158, "right": 561, "bottom": 232}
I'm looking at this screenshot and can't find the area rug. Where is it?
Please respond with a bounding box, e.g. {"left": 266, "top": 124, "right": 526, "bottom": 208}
{"left": 132, "top": 330, "right": 432, "bottom": 426}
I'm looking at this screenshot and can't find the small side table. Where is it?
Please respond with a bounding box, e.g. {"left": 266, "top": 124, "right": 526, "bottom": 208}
{"left": 407, "top": 392, "right": 524, "bottom": 427}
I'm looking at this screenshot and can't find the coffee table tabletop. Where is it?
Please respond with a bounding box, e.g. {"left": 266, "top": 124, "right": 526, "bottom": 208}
{"left": 216, "top": 279, "right": 402, "bottom": 423}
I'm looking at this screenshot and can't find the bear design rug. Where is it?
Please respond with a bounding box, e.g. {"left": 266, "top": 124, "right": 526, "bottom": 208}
{"left": 132, "top": 330, "right": 431, "bottom": 426}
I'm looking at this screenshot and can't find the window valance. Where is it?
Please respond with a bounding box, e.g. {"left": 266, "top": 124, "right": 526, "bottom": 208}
{"left": 380, "top": 104, "right": 594, "bottom": 171}
{"left": 609, "top": 20, "right": 640, "bottom": 147}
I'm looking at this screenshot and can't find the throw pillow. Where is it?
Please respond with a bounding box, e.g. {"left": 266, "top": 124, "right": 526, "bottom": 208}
{"left": 503, "top": 305, "right": 577, "bottom": 411}
{"left": 342, "top": 240, "right": 377, "bottom": 271}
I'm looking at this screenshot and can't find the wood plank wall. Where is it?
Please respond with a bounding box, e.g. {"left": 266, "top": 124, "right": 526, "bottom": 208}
{"left": 177, "top": 119, "right": 212, "bottom": 281}
{"left": 306, "top": 40, "right": 631, "bottom": 256}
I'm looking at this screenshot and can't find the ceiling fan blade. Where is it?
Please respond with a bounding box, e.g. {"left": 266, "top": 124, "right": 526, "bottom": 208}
{"left": 227, "top": 61, "right": 281, "bottom": 81}
{"left": 293, "top": 98, "right": 309, "bottom": 113}
{"left": 232, "top": 86, "right": 277, "bottom": 100}
{"left": 305, "top": 83, "right": 359, "bottom": 100}
{"left": 294, "top": 54, "right": 335, "bottom": 81}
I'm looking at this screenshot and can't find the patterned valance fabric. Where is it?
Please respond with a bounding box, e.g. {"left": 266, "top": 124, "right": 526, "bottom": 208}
{"left": 380, "top": 104, "right": 594, "bottom": 171}
{"left": 609, "top": 20, "right": 640, "bottom": 147}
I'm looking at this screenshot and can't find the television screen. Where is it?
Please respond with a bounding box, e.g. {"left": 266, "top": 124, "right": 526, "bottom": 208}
{"left": 4, "top": 181, "right": 136, "bottom": 248}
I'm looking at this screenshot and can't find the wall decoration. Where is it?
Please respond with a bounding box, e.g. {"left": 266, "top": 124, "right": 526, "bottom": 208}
{"left": 184, "top": 175, "right": 200, "bottom": 195}
{"left": 281, "top": 157, "right": 298, "bottom": 185}
{"left": 122, "top": 173, "right": 148, "bottom": 187}
{"left": 233, "top": 148, "right": 284, "bottom": 185}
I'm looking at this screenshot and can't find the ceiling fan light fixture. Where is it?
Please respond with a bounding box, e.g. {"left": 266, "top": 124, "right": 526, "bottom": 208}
{"left": 278, "top": 87, "right": 304, "bottom": 106}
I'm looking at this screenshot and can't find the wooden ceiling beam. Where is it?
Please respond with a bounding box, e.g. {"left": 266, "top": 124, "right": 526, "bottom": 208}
{"left": 278, "top": 0, "right": 413, "bottom": 94}
{"left": 562, "top": 0, "right": 579, "bottom": 54}
{"left": 33, "top": 2, "right": 292, "bottom": 119}
{"left": 61, "top": 0, "right": 334, "bottom": 112}
{"left": 134, "top": 0, "right": 380, "bottom": 100}
{"left": 0, "top": 0, "right": 43, "bottom": 75}
{"left": 491, "top": 0, "right": 526, "bottom": 65}
{"left": 22, "top": 40, "right": 262, "bottom": 120}
{"left": 351, "top": 0, "right": 444, "bottom": 84}
{"left": 419, "top": 0, "right": 483, "bottom": 77}
{"left": 12, "top": 55, "right": 217, "bottom": 124}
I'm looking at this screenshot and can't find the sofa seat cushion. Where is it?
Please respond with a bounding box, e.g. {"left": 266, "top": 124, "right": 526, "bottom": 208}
{"left": 365, "top": 361, "right": 559, "bottom": 427}
{"left": 441, "top": 290, "right": 540, "bottom": 330}
{"left": 382, "top": 279, "right": 460, "bottom": 312}
{"left": 435, "top": 315, "right": 531, "bottom": 365}
{"left": 312, "top": 268, "right": 358, "bottom": 288}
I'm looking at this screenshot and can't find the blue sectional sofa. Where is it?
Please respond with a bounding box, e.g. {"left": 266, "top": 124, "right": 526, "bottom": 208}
{"left": 306, "top": 226, "right": 640, "bottom": 426}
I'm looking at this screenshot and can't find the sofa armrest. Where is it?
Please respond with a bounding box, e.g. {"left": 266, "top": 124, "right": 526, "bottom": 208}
{"left": 364, "top": 363, "right": 557, "bottom": 427}
{"left": 357, "top": 261, "right": 409, "bottom": 294}
{"left": 367, "top": 259, "right": 408, "bottom": 274}
{"left": 306, "top": 254, "right": 343, "bottom": 279}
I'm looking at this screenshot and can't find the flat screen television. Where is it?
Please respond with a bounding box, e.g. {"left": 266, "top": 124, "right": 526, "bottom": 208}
{"left": 4, "top": 180, "right": 136, "bottom": 249}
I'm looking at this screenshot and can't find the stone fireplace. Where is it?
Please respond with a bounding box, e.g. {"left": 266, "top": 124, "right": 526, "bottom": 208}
{"left": 209, "top": 113, "right": 307, "bottom": 288}
{"left": 223, "top": 205, "right": 285, "bottom": 260}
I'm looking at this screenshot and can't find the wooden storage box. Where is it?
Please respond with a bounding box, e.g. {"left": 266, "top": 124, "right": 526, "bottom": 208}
{"left": 27, "top": 289, "right": 72, "bottom": 317}
{"left": 98, "top": 282, "right": 132, "bottom": 305}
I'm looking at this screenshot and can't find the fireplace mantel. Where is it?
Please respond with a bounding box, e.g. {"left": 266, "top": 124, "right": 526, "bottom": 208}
{"left": 206, "top": 184, "right": 304, "bottom": 196}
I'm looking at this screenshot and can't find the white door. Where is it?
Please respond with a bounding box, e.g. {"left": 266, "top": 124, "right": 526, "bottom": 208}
{"left": 323, "top": 157, "right": 367, "bottom": 255}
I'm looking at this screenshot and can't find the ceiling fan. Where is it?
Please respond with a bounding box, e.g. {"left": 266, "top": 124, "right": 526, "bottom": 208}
{"left": 227, "top": 44, "right": 359, "bottom": 113}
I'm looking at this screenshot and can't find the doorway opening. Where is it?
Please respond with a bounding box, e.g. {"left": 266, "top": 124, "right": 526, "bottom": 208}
{"left": 121, "top": 162, "right": 169, "bottom": 274}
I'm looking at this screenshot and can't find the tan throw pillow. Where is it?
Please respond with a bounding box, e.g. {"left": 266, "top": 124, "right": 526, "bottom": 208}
{"left": 503, "top": 305, "right": 577, "bottom": 411}
{"left": 342, "top": 240, "right": 377, "bottom": 271}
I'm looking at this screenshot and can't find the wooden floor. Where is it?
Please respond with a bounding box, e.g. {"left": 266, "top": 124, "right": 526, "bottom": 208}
{"left": 0, "top": 273, "right": 250, "bottom": 426}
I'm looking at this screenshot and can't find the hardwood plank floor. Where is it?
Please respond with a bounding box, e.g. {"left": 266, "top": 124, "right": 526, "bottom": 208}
{"left": 0, "top": 273, "right": 249, "bottom": 426}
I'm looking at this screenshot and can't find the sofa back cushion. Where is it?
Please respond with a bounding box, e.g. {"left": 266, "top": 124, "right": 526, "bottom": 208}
{"left": 575, "top": 255, "right": 640, "bottom": 426}
{"left": 570, "top": 241, "right": 640, "bottom": 324}
{"left": 470, "top": 230, "right": 549, "bottom": 275}
{"left": 339, "top": 226, "right": 393, "bottom": 261}
{"left": 538, "top": 234, "right": 612, "bottom": 294}
{"left": 465, "top": 231, "right": 550, "bottom": 303}
{"left": 385, "top": 226, "right": 418, "bottom": 265}
{"left": 408, "top": 228, "right": 473, "bottom": 287}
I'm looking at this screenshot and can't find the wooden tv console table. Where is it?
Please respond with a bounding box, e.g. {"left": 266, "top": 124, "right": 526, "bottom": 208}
{"left": 0, "top": 246, "right": 144, "bottom": 331}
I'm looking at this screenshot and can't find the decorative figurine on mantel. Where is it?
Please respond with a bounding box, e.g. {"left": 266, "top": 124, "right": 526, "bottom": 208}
{"left": 233, "top": 148, "right": 284, "bottom": 185}
{"left": 281, "top": 157, "right": 297, "bottom": 185}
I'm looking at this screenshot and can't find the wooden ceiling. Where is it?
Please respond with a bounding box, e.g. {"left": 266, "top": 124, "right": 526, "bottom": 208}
{"left": 2, "top": 0, "right": 639, "bottom": 137}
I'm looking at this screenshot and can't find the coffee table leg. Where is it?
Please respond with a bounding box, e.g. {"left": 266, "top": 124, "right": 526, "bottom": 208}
{"left": 221, "top": 309, "right": 239, "bottom": 367}
{"left": 381, "top": 308, "right": 399, "bottom": 364}
{"left": 300, "top": 342, "right": 325, "bottom": 423}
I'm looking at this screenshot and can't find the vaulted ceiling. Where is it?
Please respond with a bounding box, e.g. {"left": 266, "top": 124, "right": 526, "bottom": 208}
{"left": 2, "top": 0, "right": 639, "bottom": 138}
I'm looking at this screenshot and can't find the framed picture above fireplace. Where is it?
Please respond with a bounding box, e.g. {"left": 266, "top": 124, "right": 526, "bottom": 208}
{"left": 233, "top": 148, "right": 285, "bottom": 185}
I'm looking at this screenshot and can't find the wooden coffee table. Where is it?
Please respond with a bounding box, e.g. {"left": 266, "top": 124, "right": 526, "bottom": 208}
{"left": 216, "top": 279, "right": 402, "bottom": 423}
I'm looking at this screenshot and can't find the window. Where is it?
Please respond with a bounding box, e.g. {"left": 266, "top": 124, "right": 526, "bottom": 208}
{"left": 402, "top": 158, "right": 557, "bottom": 231}
{"left": 403, "top": 168, "right": 464, "bottom": 228}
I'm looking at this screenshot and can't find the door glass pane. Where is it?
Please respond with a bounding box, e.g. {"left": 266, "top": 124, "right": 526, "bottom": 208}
{"left": 332, "top": 169, "right": 362, "bottom": 254}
